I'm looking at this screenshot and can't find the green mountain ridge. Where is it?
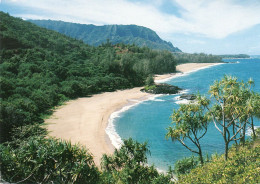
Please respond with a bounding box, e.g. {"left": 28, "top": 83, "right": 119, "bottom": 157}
{"left": 28, "top": 19, "right": 181, "bottom": 52}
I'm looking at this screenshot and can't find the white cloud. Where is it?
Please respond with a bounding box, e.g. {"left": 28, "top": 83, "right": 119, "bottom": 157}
{"left": 4, "top": 0, "right": 260, "bottom": 39}
{"left": 174, "top": 0, "right": 260, "bottom": 38}
{"left": 188, "top": 39, "right": 206, "bottom": 45}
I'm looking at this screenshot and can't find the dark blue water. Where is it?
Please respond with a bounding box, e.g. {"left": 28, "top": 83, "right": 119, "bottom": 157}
{"left": 114, "top": 58, "right": 260, "bottom": 170}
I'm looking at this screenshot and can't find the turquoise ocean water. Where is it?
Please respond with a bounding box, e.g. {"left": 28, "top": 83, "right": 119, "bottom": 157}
{"left": 110, "top": 57, "right": 260, "bottom": 170}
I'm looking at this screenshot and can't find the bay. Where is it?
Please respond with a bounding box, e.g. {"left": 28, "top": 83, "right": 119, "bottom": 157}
{"left": 114, "top": 57, "right": 260, "bottom": 170}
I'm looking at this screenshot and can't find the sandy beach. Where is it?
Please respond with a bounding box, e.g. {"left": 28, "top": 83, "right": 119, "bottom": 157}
{"left": 45, "top": 63, "right": 221, "bottom": 166}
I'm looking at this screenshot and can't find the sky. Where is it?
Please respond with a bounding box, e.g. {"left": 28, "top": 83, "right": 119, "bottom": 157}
{"left": 1, "top": 0, "right": 260, "bottom": 55}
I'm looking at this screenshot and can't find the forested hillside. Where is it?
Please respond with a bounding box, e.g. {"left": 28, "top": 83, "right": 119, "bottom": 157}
{"left": 0, "top": 11, "right": 178, "bottom": 143}
{"left": 28, "top": 19, "right": 182, "bottom": 52}
{"left": 0, "top": 12, "right": 176, "bottom": 183}
{"left": 27, "top": 20, "right": 223, "bottom": 63}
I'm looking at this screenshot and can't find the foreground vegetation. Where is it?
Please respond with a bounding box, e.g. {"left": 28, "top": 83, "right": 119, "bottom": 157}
{"left": 177, "top": 142, "right": 260, "bottom": 184}
{"left": 166, "top": 76, "right": 260, "bottom": 183}
{"left": 167, "top": 76, "right": 260, "bottom": 164}
{"left": 1, "top": 136, "right": 174, "bottom": 183}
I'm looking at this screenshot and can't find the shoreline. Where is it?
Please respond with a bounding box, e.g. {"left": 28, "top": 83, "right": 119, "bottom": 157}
{"left": 154, "top": 63, "right": 223, "bottom": 82}
{"left": 45, "top": 62, "right": 222, "bottom": 167}
{"left": 45, "top": 87, "right": 152, "bottom": 166}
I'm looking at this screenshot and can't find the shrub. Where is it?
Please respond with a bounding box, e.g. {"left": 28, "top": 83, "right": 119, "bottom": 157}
{"left": 0, "top": 137, "right": 100, "bottom": 183}
{"left": 174, "top": 156, "right": 200, "bottom": 175}
{"left": 145, "top": 74, "right": 155, "bottom": 86}
{"left": 178, "top": 144, "right": 260, "bottom": 184}
{"left": 100, "top": 138, "right": 174, "bottom": 183}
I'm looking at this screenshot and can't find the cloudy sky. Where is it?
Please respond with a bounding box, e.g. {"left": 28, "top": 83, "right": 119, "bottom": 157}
{"left": 1, "top": 0, "right": 260, "bottom": 54}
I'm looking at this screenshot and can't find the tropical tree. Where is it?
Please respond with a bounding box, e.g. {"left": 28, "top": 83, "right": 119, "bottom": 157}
{"left": 101, "top": 138, "right": 174, "bottom": 183}
{"left": 145, "top": 74, "right": 155, "bottom": 86}
{"left": 166, "top": 103, "right": 209, "bottom": 165}
{"left": 167, "top": 76, "right": 259, "bottom": 164}
{"left": 246, "top": 79, "right": 260, "bottom": 140}
{"left": 198, "top": 75, "right": 259, "bottom": 160}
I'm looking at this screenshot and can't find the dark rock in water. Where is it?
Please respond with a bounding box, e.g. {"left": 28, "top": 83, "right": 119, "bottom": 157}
{"left": 141, "top": 84, "right": 182, "bottom": 94}
{"left": 179, "top": 94, "right": 196, "bottom": 100}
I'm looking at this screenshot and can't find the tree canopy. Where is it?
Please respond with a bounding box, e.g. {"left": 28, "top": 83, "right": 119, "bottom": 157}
{"left": 199, "top": 76, "right": 260, "bottom": 160}
{"left": 166, "top": 103, "right": 209, "bottom": 165}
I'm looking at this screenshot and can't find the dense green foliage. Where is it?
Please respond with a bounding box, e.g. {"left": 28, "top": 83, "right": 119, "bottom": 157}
{"left": 101, "top": 138, "right": 174, "bottom": 183}
{"left": 0, "top": 12, "right": 177, "bottom": 143}
{"left": 0, "top": 12, "right": 176, "bottom": 183}
{"left": 28, "top": 19, "right": 181, "bottom": 52}
{"left": 173, "top": 52, "right": 223, "bottom": 63}
{"left": 145, "top": 74, "right": 155, "bottom": 86}
{"left": 0, "top": 135, "right": 173, "bottom": 183}
{"left": 174, "top": 156, "right": 200, "bottom": 175}
{"left": 178, "top": 143, "right": 260, "bottom": 184}
{"left": 199, "top": 76, "right": 259, "bottom": 160}
{"left": 0, "top": 137, "right": 99, "bottom": 183}
{"left": 142, "top": 84, "right": 181, "bottom": 94}
{"left": 166, "top": 103, "right": 209, "bottom": 165}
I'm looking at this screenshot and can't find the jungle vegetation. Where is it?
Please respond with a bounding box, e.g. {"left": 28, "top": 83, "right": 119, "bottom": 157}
{"left": 1, "top": 12, "right": 259, "bottom": 183}
{"left": 0, "top": 11, "right": 176, "bottom": 183}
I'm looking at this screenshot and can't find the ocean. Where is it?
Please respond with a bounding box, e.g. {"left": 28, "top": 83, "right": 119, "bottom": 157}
{"left": 108, "top": 57, "right": 260, "bottom": 171}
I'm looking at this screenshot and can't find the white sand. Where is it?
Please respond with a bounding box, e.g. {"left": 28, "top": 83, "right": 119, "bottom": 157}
{"left": 154, "top": 63, "right": 221, "bottom": 81}
{"left": 45, "top": 63, "right": 221, "bottom": 166}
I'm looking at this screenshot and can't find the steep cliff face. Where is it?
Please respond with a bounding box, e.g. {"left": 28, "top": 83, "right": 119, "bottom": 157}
{"left": 28, "top": 20, "right": 181, "bottom": 52}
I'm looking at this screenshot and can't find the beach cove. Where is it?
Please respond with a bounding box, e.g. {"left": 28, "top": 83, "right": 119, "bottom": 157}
{"left": 45, "top": 63, "right": 221, "bottom": 166}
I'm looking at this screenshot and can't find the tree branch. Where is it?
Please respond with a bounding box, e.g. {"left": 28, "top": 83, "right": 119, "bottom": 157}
{"left": 178, "top": 139, "right": 199, "bottom": 154}
{"left": 230, "top": 118, "right": 248, "bottom": 141}
{"left": 198, "top": 127, "right": 207, "bottom": 140}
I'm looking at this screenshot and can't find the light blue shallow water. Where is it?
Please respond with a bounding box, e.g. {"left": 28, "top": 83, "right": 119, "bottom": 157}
{"left": 114, "top": 58, "right": 260, "bottom": 170}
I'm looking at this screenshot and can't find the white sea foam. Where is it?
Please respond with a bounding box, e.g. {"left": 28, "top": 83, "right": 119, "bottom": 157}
{"left": 246, "top": 126, "right": 260, "bottom": 136}
{"left": 106, "top": 94, "right": 162, "bottom": 149}
{"left": 175, "top": 99, "right": 190, "bottom": 104}
{"left": 173, "top": 89, "right": 192, "bottom": 104}
{"left": 179, "top": 89, "right": 189, "bottom": 94}
{"left": 153, "top": 99, "right": 165, "bottom": 102}
{"left": 148, "top": 94, "right": 163, "bottom": 101}
{"left": 156, "top": 168, "right": 177, "bottom": 181}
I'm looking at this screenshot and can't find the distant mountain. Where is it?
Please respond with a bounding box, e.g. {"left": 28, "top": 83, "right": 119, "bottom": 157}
{"left": 28, "top": 20, "right": 181, "bottom": 52}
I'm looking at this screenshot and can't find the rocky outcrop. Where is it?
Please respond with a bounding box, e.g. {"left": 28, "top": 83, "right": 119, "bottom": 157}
{"left": 179, "top": 94, "right": 196, "bottom": 100}
{"left": 141, "top": 84, "right": 182, "bottom": 94}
